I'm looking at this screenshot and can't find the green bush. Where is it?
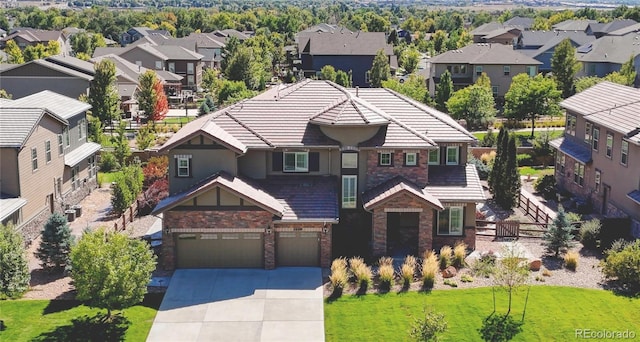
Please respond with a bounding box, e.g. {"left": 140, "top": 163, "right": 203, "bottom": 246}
{"left": 410, "top": 309, "right": 448, "bottom": 342}
{"left": 480, "top": 129, "right": 497, "bottom": 147}
{"left": 0, "top": 224, "right": 30, "bottom": 299}
{"left": 534, "top": 174, "right": 557, "bottom": 200}
{"left": 471, "top": 251, "right": 496, "bottom": 278}
{"left": 606, "top": 239, "right": 631, "bottom": 256}
{"left": 469, "top": 157, "right": 490, "bottom": 180}
{"left": 602, "top": 240, "right": 640, "bottom": 289}
{"left": 99, "top": 152, "right": 120, "bottom": 172}
{"left": 516, "top": 153, "right": 533, "bottom": 166}
{"left": 579, "top": 219, "right": 601, "bottom": 249}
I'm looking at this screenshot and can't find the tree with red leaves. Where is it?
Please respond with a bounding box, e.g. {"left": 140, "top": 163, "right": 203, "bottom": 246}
{"left": 152, "top": 79, "right": 168, "bottom": 121}
{"left": 141, "top": 156, "right": 168, "bottom": 213}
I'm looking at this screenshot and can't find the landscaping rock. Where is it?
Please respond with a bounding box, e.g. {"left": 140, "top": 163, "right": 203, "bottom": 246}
{"left": 442, "top": 266, "right": 457, "bottom": 278}
{"left": 530, "top": 259, "right": 542, "bottom": 271}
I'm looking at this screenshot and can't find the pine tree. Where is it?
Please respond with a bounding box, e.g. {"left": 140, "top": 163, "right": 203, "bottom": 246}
{"left": 543, "top": 206, "right": 575, "bottom": 257}
{"left": 435, "top": 70, "right": 453, "bottom": 112}
{"left": 497, "top": 135, "right": 521, "bottom": 210}
{"left": 488, "top": 127, "right": 507, "bottom": 194}
{"left": 0, "top": 223, "right": 30, "bottom": 299}
{"left": 369, "top": 49, "right": 391, "bottom": 88}
{"left": 36, "top": 213, "right": 73, "bottom": 272}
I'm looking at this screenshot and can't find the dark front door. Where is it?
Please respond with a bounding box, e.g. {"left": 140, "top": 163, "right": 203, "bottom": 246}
{"left": 387, "top": 212, "right": 419, "bottom": 257}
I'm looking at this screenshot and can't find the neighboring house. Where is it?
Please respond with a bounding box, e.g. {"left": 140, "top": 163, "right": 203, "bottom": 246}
{"left": 503, "top": 16, "right": 534, "bottom": 30}
{"left": 586, "top": 19, "right": 638, "bottom": 38}
{"left": 134, "top": 33, "right": 225, "bottom": 69}
{"left": 575, "top": 29, "right": 640, "bottom": 85}
{"left": 297, "top": 31, "right": 397, "bottom": 87}
{"left": 550, "top": 82, "right": 640, "bottom": 238}
{"left": 0, "top": 28, "right": 67, "bottom": 54}
{"left": 151, "top": 80, "right": 484, "bottom": 270}
{"left": 120, "top": 26, "right": 170, "bottom": 46}
{"left": 515, "top": 31, "right": 595, "bottom": 73}
{"left": 0, "top": 58, "right": 93, "bottom": 98}
{"left": 0, "top": 91, "right": 100, "bottom": 239}
{"left": 471, "top": 22, "right": 522, "bottom": 44}
{"left": 428, "top": 43, "right": 541, "bottom": 97}
{"left": 94, "top": 43, "right": 204, "bottom": 91}
{"left": 552, "top": 19, "right": 598, "bottom": 32}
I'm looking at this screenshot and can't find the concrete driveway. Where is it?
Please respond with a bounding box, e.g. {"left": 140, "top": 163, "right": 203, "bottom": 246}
{"left": 146, "top": 268, "right": 324, "bottom": 342}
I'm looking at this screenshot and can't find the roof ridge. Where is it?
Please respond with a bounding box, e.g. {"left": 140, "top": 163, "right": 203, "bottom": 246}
{"left": 222, "top": 110, "right": 275, "bottom": 148}
{"left": 309, "top": 94, "right": 349, "bottom": 123}
{"left": 274, "top": 79, "right": 312, "bottom": 99}
{"left": 349, "top": 98, "right": 370, "bottom": 124}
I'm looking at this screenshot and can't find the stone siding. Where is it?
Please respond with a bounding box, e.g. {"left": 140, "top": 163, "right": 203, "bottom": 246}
{"left": 366, "top": 150, "right": 428, "bottom": 189}
{"left": 433, "top": 226, "right": 476, "bottom": 251}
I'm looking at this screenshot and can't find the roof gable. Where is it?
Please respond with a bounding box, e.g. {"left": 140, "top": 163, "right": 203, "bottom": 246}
{"left": 363, "top": 176, "right": 444, "bottom": 211}
{"left": 0, "top": 107, "right": 67, "bottom": 148}
{"left": 8, "top": 90, "right": 91, "bottom": 120}
{"left": 430, "top": 43, "right": 541, "bottom": 65}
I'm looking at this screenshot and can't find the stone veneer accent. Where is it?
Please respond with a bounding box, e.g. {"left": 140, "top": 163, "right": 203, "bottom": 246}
{"left": 433, "top": 226, "right": 476, "bottom": 251}
{"left": 366, "top": 149, "right": 428, "bottom": 189}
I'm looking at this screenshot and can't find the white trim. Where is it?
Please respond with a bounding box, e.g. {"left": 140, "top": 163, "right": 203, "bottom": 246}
{"left": 274, "top": 227, "right": 323, "bottom": 232}
{"left": 384, "top": 208, "right": 423, "bottom": 213}
{"left": 168, "top": 228, "right": 265, "bottom": 233}
{"left": 342, "top": 175, "right": 357, "bottom": 209}
{"left": 446, "top": 146, "right": 459, "bottom": 165}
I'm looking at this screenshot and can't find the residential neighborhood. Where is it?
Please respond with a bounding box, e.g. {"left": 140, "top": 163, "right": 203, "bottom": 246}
{"left": 0, "top": 3, "right": 639, "bottom": 342}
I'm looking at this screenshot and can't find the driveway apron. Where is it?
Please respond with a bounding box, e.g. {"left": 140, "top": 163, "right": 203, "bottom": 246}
{"left": 146, "top": 268, "right": 324, "bottom": 342}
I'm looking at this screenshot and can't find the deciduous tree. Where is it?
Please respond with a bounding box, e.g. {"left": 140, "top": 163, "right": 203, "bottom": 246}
{"left": 4, "top": 40, "right": 25, "bottom": 64}
{"left": 504, "top": 73, "right": 562, "bottom": 138}
{"left": 138, "top": 70, "right": 158, "bottom": 120}
{"left": 435, "top": 70, "right": 453, "bottom": 112}
{"left": 551, "top": 39, "right": 580, "bottom": 98}
{"left": 151, "top": 80, "right": 168, "bottom": 122}
{"left": 446, "top": 74, "right": 496, "bottom": 130}
{"left": 369, "top": 49, "right": 391, "bottom": 88}
{"left": 320, "top": 65, "right": 337, "bottom": 82}
{"left": 400, "top": 47, "right": 420, "bottom": 74}
{"left": 0, "top": 223, "right": 30, "bottom": 299}
{"left": 89, "top": 59, "right": 120, "bottom": 125}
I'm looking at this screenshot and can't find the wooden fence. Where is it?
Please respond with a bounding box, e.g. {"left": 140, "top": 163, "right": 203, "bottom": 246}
{"left": 518, "top": 192, "right": 553, "bottom": 224}
{"left": 113, "top": 199, "right": 140, "bottom": 232}
{"left": 477, "top": 220, "right": 581, "bottom": 239}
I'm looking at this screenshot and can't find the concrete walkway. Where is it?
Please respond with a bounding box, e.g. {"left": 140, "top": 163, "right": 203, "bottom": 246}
{"left": 146, "top": 268, "right": 325, "bottom": 342}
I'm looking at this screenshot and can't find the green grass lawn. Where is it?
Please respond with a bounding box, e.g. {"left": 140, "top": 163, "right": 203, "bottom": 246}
{"left": 325, "top": 286, "right": 640, "bottom": 341}
{"left": 161, "top": 116, "right": 195, "bottom": 125}
{"left": 473, "top": 130, "right": 563, "bottom": 143}
{"left": 0, "top": 294, "right": 162, "bottom": 341}
{"left": 97, "top": 171, "right": 122, "bottom": 187}
{"left": 518, "top": 166, "right": 555, "bottom": 177}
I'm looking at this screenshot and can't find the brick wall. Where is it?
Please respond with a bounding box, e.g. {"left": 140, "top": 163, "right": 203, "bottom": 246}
{"left": 433, "top": 226, "right": 476, "bottom": 252}
{"left": 366, "top": 149, "right": 428, "bottom": 189}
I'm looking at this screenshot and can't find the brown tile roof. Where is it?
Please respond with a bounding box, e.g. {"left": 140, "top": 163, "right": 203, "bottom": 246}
{"left": 258, "top": 176, "right": 339, "bottom": 222}
{"left": 158, "top": 115, "right": 248, "bottom": 154}
{"left": 152, "top": 172, "right": 284, "bottom": 216}
{"left": 309, "top": 94, "right": 390, "bottom": 126}
{"left": 363, "top": 176, "right": 444, "bottom": 210}
{"left": 424, "top": 165, "right": 486, "bottom": 202}
{"left": 429, "top": 43, "right": 541, "bottom": 65}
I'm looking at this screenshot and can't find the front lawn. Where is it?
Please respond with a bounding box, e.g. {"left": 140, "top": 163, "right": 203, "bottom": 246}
{"left": 325, "top": 286, "right": 639, "bottom": 341}
{"left": 518, "top": 166, "right": 555, "bottom": 177}
{"left": 473, "top": 130, "right": 563, "bottom": 144}
{"left": 0, "top": 294, "right": 162, "bottom": 341}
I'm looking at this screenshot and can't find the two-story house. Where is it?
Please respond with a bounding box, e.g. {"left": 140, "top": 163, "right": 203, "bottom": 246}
{"left": 120, "top": 27, "right": 170, "bottom": 46}
{"left": 429, "top": 43, "right": 541, "bottom": 97}
{"left": 152, "top": 80, "right": 485, "bottom": 270}
{"left": 550, "top": 82, "right": 640, "bottom": 237}
{"left": 515, "top": 32, "right": 595, "bottom": 73}
{"left": 0, "top": 28, "right": 67, "bottom": 54}
{"left": 575, "top": 28, "right": 640, "bottom": 86}
{"left": 1, "top": 91, "right": 100, "bottom": 239}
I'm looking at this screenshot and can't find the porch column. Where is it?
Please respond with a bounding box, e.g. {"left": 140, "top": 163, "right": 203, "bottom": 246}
{"left": 372, "top": 209, "right": 387, "bottom": 257}
{"left": 264, "top": 228, "right": 275, "bottom": 270}
{"left": 418, "top": 209, "right": 434, "bottom": 257}
{"left": 320, "top": 224, "right": 332, "bottom": 268}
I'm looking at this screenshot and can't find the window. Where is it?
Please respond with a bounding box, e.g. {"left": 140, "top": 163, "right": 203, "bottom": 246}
{"left": 621, "top": 140, "right": 629, "bottom": 166}
{"left": 58, "top": 134, "right": 64, "bottom": 155}
{"left": 135, "top": 61, "right": 142, "bottom": 66}
{"left": 592, "top": 127, "right": 599, "bottom": 151}
{"left": 187, "top": 75, "right": 195, "bottom": 85}
{"left": 438, "top": 207, "right": 463, "bottom": 236}
{"left": 526, "top": 66, "right": 536, "bottom": 77}
{"left": 446, "top": 146, "right": 459, "bottom": 165}
{"left": 574, "top": 162, "right": 584, "bottom": 186}
{"left": 448, "top": 65, "right": 467, "bottom": 75}
{"left": 168, "top": 62, "right": 175, "bottom": 73}
{"left": 342, "top": 175, "right": 357, "bottom": 209}
{"left": 584, "top": 122, "right": 592, "bottom": 144}
{"left": 365, "top": 71, "right": 371, "bottom": 84}
{"left": 503, "top": 65, "right": 510, "bottom": 76}
{"left": 595, "top": 170, "right": 601, "bottom": 193}
{"left": 342, "top": 153, "right": 358, "bottom": 169}
{"left": 405, "top": 152, "right": 417, "bottom": 166}
{"left": 187, "top": 62, "right": 194, "bottom": 74}
{"left": 428, "top": 149, "right": 439, "bottom": 165}
{"left": 606, "top": 133, "right": 613, "bottom": 158}
{"left": 155, "top": 61, "right": 162, "bottom": 70}
{"left": 31, "top": 147, "right": 38, "bottom": 171}
{"left": 475, "top": 65, "right": 483, "bottom": 76}
{"left": 78, "top": 118, "right": 86, "bottom": 140}
{"left": 556, "top": 153, "right": 565, "bottom": 173}
{"left": 71, "top": 166, "right": 80, "bottom": 190}
{"left": 379, "top": 152, "right": 392, "bottom": 166}
{"left": 88, "top": 156, "right": 96, "bottom": 178}
{"left": 45, "top": 140, "right": 51, "bottom": 163}
{"left": 491, "top": 86, "right": 498, "bottom": 96}
{"left": 177, "top": 156, "right": 191, "bottom": 177}
{"left": 566, "top": 115, "right": 576, "bottom": 136}
{"left": 284, "top": 152, "right": 308, "bottom": 172}
{"left": 64, "top": 127, "right": 70, "bottom": 148}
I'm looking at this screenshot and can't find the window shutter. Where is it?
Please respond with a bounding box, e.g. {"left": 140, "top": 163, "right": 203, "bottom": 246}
{"left": 272, "top": 152, "right": 283, "bottom": 171}
{"left": 440, "top": 147, "right": 446, "bottom": 165}
{"left": 309, "top": 152, "right": 320, "bottom": 171}
{"left": 403, "top": 153, "right": 407, "bottom": 166}
{"left": 188, "top": 158, "right": 193, "bottom": 177}
{"left": 174, "top": 158, "right": 178, "bottom": 178}
{"left": 390, "top": 153, "right": 394, "bottom": 166}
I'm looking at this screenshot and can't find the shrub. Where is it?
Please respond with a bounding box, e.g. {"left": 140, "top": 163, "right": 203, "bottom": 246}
{"left": 36, "top": 213, "right": 74, "bottom": 272}
{"left": 136, "top": 124, "right": 155, "bottom": 150}
{"left": 0, "top": 224, "right": 30, "bottom": 299}
{"left": 401, "top": 255, "right": 417, "bottom": 287}
{"left": 471, "top": 251, "right": 496, "bottom": 278}
{"left": 602, "top": 240, "right": 640, "bottom": 289}
{"left": 534, "top": 174, "right": 556, "bottom": 200}
{"left": 480, "top": 151, "right": 496, "bottom": 166}
{"left": 516, "top": 153, "right": 533, "bottom": 166}
{"left": 99, "top": 151, "right": 120, "bottom": 172}
{"left": 543, "top": 206, "right": 575, "bottom": 257}
{"left": 421, "top": 251, "right": 438, "bottom": 289}
{"left": 329, "top": 258, "right": 348, "bottom": 294}
{"left": 443, "top": 279, "right": 458, "bottom": 287}
{"left": 410, "top": 309, "right": 448, "bottom": 342}
{"left": 461, "top": 274, "right": 474, "bottom": 283}
{"left": 480, "top": 129, "right": 497, "bottom": 147}
{"left": 469, "top": 157, "right": 490, "bottom": 180}
{"left": 439, "top": 246, "right": 452, "bottom": 270}
{"left": 566, "top": 212, "right": 582, "bottom": 224}
{"left": 452, "top": 242, "right": 467, "bottom": 269}
{"left": 564, "top": 251, "right": 579, "bottom": 271}
{"left": 378, "top": 264, "right": 395, "bottom": 291}
{"left": 349, "top": 257, "right": 372, "bottom": 291}
{"left": 478, "top": 314, "right": 523, "bottom": 342}
{"left": 606, "top": 239, "right": 631, "bottom": 256}
{"left": 579, "top": 219, "right": 601, "bottom": 249}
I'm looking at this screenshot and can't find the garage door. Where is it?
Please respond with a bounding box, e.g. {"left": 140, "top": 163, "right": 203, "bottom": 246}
{"left": 277, "top": 231, "right": 320, "bottom": 266}
{"left": 176, "top": 233, "right": 263, "bottom": 268}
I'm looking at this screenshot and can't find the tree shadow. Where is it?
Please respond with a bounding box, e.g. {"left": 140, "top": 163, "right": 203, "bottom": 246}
{"left": 42, "top": 300, "right": 82, "bottom": 315}
{"left": 139, "top": 292, "right": 164, "bottom": 310}
{"left": 33, "top": 313, "right": 130, "bottom": 342}
{"left": 541, "top": 255, "right": 563, "bottom": 271}
{"left": 29, "top": 269, "right": 67, "bottom": 287}
{"left": 600, "top": 280, "right": 640, "bottom": 298}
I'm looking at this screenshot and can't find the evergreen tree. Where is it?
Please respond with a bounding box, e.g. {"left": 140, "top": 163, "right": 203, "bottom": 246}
{"left": 111, "top": 120, "right": 131, "bottom": 167}
{"left": 368, "top": 49, "right": 390, "bottom": 88}
{"left": 0, "top": 223, "right": 30, "bottom": 299}
{"left": 198, "top": 101, "right": 210, "bottom": 116}
{"left": 543, "top": 206, "right": 575, "bottom": 257}
{"left": 138, "top": 70, "right": 158, "bottom": 120}
{"left": 551, "top": 39, "right": 580, "bottom": 98}
{"left": 435, "top": 70, "right": 453, "bottom": 112}
{"left": 89, "top": 59, "right": 121, "bottom": 125}
{"left": 488, "top": 127, "right": 508, "bottom": 195}
{"left": 36, "top": 213, "right": 73, "bottom": 272}
{"left": 496, "top": 135, "right": 521, "bottom": 210}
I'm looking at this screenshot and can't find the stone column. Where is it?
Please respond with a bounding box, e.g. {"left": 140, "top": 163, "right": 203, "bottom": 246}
{"left": 320, "top": 224, "right": 332, "bottom": 268}
{"left": 418, "top": 209, "right": 433, "bottom": 256}
{"left": 372, "top": 209, "right": 387, "bottom": 257}
{"left": 264, "top": 228, "right": 275, "bottom": 270}
{"left": 163, "top": 230, "right": 176, "bottom": 271}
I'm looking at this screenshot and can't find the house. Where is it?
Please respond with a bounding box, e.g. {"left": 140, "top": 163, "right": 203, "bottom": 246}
{"left": 575, "top": 29, "right": 640, "bottom": 85}
{"left": 550, "top": 82, "right": 640, "bottom": 238}
{"left": 503, "top": 16, "right": 534, "bottom": 30}
{"left": 0, "top": 91, "right": 100, "bottom": 239}
{"left": 93, "top": 43, "right": 204, "bottom": 91}
{"left": 0, "top": 28, "right": 67, "bottom": 54}
{"left": 120, "top": 27, "right": 170, "bottom": 46}
{"left": 471, "top": 22, "right": 522, "bottom": 44}
{"left": 134, "top": 33, "right": 226, "bottom": 69}
{"left": 552, "top": 19, "right": 598, "bottom": 32}
{"left": 586, "top": 19, "right": 638, "bottom": 38}
{"left": 428, "top": 43, "right": 541, "bottom": 97}
{"left": 296, "top": 31, "right": 397, "bottom": 87}
{"left": 151, "top": 80, "right": 484, "bottom": 270}
{"left": 515, "top": 31, "right": 595, "bottom": 73}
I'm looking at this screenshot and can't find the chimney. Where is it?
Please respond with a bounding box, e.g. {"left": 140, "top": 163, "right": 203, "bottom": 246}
{"left": 355, "top": 86, "right": 359, "bottom": 97}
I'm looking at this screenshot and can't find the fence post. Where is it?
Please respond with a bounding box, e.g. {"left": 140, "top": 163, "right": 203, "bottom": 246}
{"left": 122, "top": 215, "right": 126, "bottom": 230}
{"left": 525, "top": 197, "right": 530, "bottom": 216}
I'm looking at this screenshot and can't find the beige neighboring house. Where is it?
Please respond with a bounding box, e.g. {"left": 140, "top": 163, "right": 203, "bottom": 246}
{"left": 152, "top": 80, "right": 485, "bottom": 270}
{"left": 0, "top": 28, "right": 68, "bottom": 54}
{"left": 550, "top": 82, "right": 640, "bottom": 238}
{"left": 428, "top": 43, "right": 541, "bottom": 97}
{"left": 0, "top": 91, "right": 100, "bottom": 239}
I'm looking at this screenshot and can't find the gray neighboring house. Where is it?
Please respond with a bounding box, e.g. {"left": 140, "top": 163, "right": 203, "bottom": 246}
{"left": 133, "top": 33, "right": 226, "bottom": 70}
{"left": 471, "top": 22, "right": 522, "bottom": 44}
{"left": 428, "top": 43, "right": 541, "bottom": 97}
{"left": 586, "top": 19, "right": 638, "bottom": 38}
{"left": 515, "top": 31, "right": 595, "bottom": 73}
{"left": 552, "top": 19, "right": 599, "bottom": 32}
{"left": 550, "top": 82, "right": 640, "bottom": 238}
{"left": 120, "top": 26, "right": 170, "bottom": 46}
{"left": 503, "top": 16, "right": 534, "bottom": 30}
{"left": 1, "top": 91, "right": 100, "bottom": 239}
{"left": 576, "top": 29, "right": 640, "bottom": 85}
